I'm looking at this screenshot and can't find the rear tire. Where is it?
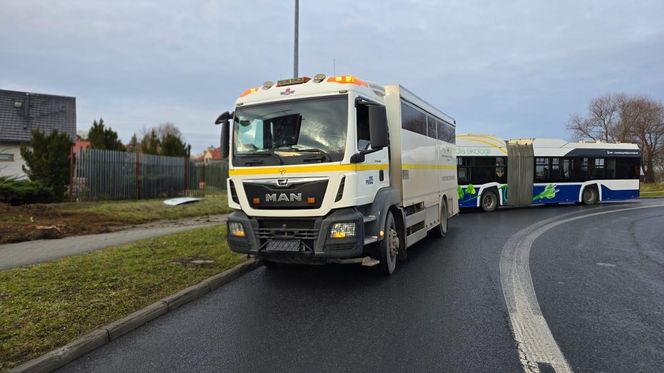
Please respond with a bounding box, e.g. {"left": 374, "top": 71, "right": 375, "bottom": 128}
{"left": 481, "top": 189, "right": 499, "bottom": 212}
{"left": 581, "top": 186, "right": 598, "bottom": 205}
{"left": 430, "top": 199, "right": 448, "bottom": 238}
{"left": 377, "top": 211, "right": 400, "bottom": 276}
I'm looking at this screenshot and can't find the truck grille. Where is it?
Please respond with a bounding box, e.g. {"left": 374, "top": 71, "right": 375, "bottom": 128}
{"left": 256, "top": 219, "right": 319, "bottom": 253}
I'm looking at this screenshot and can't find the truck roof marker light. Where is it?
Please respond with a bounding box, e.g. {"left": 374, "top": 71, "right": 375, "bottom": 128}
{"left": 277, "top": 77, "right": 311, "bottom": 87}
{"left": 313, "top": 73, "right": 326, "bottom": 83}
{"left": 262, "top": 81, "right": 274, "bottom": 90}
{"left": 326, "top": 75, "right": 368, "bottom": 87}
{"left": 239, "top": 87, "right": 259, "bottom": 97}
{"left": 307, "top": 197, "right": 316, "bottom": 204}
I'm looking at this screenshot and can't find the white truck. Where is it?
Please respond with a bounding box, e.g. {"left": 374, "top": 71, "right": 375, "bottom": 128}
{"left": 216, "top": 74, "right": 458, "bottom": 274}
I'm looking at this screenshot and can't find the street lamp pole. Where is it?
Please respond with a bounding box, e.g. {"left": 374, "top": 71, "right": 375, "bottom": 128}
{"left": 293, "top": 0, "right": 299, "bottom": 77}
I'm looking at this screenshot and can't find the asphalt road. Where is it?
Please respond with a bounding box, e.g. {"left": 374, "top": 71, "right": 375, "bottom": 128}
{"left": 58, "top": 201, "right": 664, "bottom": 373}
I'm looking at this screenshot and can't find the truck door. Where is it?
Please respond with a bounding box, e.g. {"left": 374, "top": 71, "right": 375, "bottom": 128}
{"left": 506, "top": 139, "right": 534, "bottom": 206}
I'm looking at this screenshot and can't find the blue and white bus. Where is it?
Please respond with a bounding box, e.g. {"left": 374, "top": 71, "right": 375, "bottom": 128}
{"left": 456, "top": 134, "right": 641, "bottom": 212}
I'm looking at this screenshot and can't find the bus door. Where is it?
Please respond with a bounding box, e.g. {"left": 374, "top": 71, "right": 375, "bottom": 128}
{"left": 506, "top": 139, "right": 534, "bottom": 206}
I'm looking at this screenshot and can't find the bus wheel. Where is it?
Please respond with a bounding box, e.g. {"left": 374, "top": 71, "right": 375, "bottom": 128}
{"left": 430, "top": 199, "right": 448, "bottom": 238}
{"left": 481, "top": 189, "right": 499, "bottom": 212}
{"left": 378, "top": 211, "right": 400, "bottom": 275}
{"left": 582, "top": 186, "right": 598, "bottom": 205}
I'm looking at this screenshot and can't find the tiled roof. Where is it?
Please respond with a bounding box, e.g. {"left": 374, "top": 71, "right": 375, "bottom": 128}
{"left": 0, "top": 89, "right": 76, "bottom": 143}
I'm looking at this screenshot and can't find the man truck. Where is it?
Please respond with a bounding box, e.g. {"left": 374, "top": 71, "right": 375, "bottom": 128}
{"left": 216, "top": 74, "right": 458, "bottom": 275}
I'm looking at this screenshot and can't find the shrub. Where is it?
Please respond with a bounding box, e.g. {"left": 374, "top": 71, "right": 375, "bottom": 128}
{"left": 0, "top": 177, "right": 56, "bottom": 205}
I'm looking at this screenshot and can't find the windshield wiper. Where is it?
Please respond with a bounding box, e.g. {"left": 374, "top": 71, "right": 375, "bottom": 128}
{"left": 276, "top": 147, "right": 332, "bottom": 162}
{"left": 237, "top": 149, "right": 284, "bottom": 165}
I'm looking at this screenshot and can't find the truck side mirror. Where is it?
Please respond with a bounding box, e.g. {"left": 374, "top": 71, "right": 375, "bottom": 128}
{"left": 215, "top": 111, "right": 232, "bottom": 158}
{"left": 368, "top": 105, "right": 388, "bottom": 149}
{"left": 215, "top": 111, "right": 232, "bottom": 125}
{"left": 220, "top": 122, "right": 230, "bottom": 159}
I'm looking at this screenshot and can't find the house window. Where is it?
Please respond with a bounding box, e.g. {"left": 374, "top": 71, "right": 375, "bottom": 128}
{"left": 0, "top": 153, "right": 14, "bottom": 162}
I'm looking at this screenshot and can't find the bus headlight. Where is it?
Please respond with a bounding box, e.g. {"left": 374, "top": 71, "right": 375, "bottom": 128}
{"left": 229, "top": 222, "right": 246, "bottom": 238}
{"left": 330, "top": 222, "right": 356, "bottom": 239}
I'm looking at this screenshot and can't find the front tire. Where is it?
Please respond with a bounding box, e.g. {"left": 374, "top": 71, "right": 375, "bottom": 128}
{"left": 377, "top": 211, "right": 400, "bottom": 276}
{"left": 481, "top": 189, "right": 499, "bottom": 212}
{"left": 581, "top": 186, "right": 598, "bottom": 205}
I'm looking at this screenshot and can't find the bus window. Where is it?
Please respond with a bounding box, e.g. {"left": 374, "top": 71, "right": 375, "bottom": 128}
{"left": 605, "top": 158, "right": 616, "bottom": 179}
{"left": 593, "top": 158, "right": 605, "bottom": 179}
{"left": 496, "top": 157, "right": 506, "bottom": 183}
{"left": 535, "top": 157, "right": 549, "bottom": 181}
{"left": 457, "top": 157, "right": 469, "bottom": 183}
{"left": 562, "top": 159, "right": 571, "bottom": 179}
{"left": 551, "top": 158, "right": 560, "bottom": 180}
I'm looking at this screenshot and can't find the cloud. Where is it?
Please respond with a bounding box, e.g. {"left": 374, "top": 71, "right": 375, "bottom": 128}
{"left": 1, "top": 0, "right": 663, "bottom": 150}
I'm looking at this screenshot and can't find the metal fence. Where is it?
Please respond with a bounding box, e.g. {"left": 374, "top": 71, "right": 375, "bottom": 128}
{"left": 72, "top": 148, "right": 228, "bottom": 201}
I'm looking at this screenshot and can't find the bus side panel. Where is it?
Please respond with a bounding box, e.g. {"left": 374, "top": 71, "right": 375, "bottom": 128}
{"left": 600, "top": 179, "right": 640, "bottom": 200}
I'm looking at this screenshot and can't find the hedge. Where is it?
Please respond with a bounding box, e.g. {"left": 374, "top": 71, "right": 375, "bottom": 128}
{"left": 0, "top": 177, "right": 57, "bottom": 205}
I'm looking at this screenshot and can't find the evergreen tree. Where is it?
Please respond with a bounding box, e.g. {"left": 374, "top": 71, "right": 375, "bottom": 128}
{"left": 20, "top": 129, "right": 73, "bottom": 199}
{"left": 88, "top": 118, "right": 126, "bottom": 151}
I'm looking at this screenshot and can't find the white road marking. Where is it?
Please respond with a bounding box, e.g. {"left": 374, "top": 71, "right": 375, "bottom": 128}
{"left": 596, "top": 262, "right": 616, "bottom": 268}
{"left": 500, "top": 203, "right": 664, "bottom": 373}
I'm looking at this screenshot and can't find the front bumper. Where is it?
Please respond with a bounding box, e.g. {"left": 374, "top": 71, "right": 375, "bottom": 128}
{"left": 227, "top": 208, "right": 366, "bottom": 262}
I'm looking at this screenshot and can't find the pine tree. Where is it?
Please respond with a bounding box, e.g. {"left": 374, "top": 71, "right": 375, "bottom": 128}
{"left": 20, "top": 129, "right": 73, "bottom": 199}
{"left": 88, "top": 118, "right": 126, "bottom": 151}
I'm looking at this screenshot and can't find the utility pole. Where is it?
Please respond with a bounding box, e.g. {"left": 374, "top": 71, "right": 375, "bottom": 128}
{"left": 293, "top": 0, "right": 299, "bottom": 77}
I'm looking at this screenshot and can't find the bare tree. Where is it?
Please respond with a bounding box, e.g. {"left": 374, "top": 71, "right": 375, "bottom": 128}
{"left": 567, "top": 93, "right": 625, "bottom": 142}
{"left": 568, "top": 93, "right": 664, "bottom": 183}
{"left": 621, "top": 96, "right": 664, "bottom": 183}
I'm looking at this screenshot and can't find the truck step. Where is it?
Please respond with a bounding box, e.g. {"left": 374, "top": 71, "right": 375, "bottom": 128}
{"left": 364, "top": 236, "right": 378, "bottom": 245}
{"left": 361, "top": 257, "right": 380, "bottom": 267}
{"left": 363, "top": 215, "right": 376, "bottom": 223}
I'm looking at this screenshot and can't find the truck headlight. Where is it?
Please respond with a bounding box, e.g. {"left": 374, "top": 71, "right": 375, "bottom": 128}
{"left": 330, "top": 222, "right": 356, "bottom": 239}
{"left": 229, "top": 222, "right": 246, "bottom": 238}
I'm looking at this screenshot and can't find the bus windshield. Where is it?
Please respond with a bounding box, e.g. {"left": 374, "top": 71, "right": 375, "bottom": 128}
{"left": 232, "top": 95, "right": 348, "bottom": 166}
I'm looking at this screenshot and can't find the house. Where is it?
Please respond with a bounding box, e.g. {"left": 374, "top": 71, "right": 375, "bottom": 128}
{"left": 200, "top": 147, "right": 223, "bottom": 163}
{"left": 71, "top": 134, "right": 91, "bottom": 156}
{"left": 0, "top": 89, "right": 76, "bottom": 179}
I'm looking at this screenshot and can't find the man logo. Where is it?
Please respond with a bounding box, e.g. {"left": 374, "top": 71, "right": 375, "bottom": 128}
{"left": 265, "top": 193, "right": 302, "bottom": 202}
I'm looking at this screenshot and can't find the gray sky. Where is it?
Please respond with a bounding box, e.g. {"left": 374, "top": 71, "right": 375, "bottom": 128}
{"left": 2, "top": 0, "right": 663, "bottom": 153}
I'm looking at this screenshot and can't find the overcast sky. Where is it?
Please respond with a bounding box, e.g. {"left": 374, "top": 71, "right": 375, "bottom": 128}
{"left": 2, "top": 0, "right": 663, "bottom": 153}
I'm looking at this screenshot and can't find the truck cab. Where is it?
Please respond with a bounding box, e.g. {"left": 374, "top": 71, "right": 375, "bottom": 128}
{"left": 217, "top": 74, "right": 457, "bottom": 274}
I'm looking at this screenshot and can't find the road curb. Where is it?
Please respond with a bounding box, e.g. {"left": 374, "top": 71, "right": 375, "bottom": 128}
{"left": 10, "top": 258, "right": 261, "bottom": 373}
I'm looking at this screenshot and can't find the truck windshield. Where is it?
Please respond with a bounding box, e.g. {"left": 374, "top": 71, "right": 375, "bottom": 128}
{"left": 232, "top": 95, "right": 348, "bottom": 166}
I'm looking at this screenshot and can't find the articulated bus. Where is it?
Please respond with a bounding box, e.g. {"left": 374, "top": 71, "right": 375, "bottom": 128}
{"left": 456, "top": 134, "right": 641, "bottom": 212}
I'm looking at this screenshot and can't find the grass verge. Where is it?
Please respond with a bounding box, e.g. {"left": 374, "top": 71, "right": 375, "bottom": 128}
{"left": 640, "top": 183, "right": 664, "bottom": 198}
{"left": 0, "top": 193, "right": 231, "bottom": 244}
{"left": 0, "top": 225, "right": 245, "bottom": 371}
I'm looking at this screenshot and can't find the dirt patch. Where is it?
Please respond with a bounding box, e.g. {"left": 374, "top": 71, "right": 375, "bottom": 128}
{"left": 0, "top": 203, "right": 126, "bottom": 244}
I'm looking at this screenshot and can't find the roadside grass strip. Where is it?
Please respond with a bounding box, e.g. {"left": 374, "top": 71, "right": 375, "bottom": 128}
{"left": 0, "top": 193, "right": 231, "bottom": 244}
{"left": 640, "top": 183, "right": 664, "bottom": 198}
{"left": 0, "top": 225, "right": 245, "bottom": 371}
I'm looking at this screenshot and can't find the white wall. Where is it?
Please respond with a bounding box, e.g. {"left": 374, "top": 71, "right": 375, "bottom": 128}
{"left": 0, "top": 143, "right": 28, "bottom": 179}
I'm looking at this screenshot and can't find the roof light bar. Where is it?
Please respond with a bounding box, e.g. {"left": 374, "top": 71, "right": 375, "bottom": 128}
{"left": 326, "top": 75, "right": 368, "bottom": 87}
{"left": 239, "top": 87, "right": 259, "bottom": 97}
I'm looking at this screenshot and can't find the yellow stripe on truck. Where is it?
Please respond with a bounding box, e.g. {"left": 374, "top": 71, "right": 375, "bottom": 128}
{"left": 228, "top": 162, "right": 454, "bottom": 176}
{"left": 228, "top": 163, "right": 388, "bottom": 176}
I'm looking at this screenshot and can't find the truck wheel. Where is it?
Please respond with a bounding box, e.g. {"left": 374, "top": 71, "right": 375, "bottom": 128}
{"left": 481, "top": 189, "right": 498, "bottom": 212}
{"left": 378, "top": 211, "right": 400, "bottom": 275}
{"left": 430, "top": 199, "right": 448, "bottom": 238}
{"left": 581, "top": 186, "right": 598, "bottom": 205}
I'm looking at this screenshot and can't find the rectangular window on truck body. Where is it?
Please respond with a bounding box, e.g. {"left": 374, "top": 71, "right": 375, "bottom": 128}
{"left": 401, "top": 102, "right": 426, "bottom": 136}
{"left": 427, "top": 116, "right": 437, "bottom": 139}
{"left": 0, "top": 153, "right": 14, "bottom": 162}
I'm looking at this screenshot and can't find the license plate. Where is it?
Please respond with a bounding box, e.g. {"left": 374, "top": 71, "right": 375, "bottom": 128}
{"left": 266, "top": 240, "right": 300, "bottom": 252}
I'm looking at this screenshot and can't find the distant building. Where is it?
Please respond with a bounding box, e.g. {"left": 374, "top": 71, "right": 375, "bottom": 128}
{"left": 71, "top": 134, "right": 91, "bottom": 156}
{"left": 200, "top": 147, "right": 223, "bottom": 163}
{"left": 0, "top": 89, "right": 76, "bottom": 179}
